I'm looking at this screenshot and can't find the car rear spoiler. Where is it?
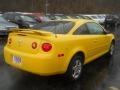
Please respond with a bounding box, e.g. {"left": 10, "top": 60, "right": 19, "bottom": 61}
{"left": 9, "top": 28, "right": 54, "bottom": 36}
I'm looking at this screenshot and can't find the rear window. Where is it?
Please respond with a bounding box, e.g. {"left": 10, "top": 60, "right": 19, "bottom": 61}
{"left": 33, "top": 21, "right": 75, "bottom": 34}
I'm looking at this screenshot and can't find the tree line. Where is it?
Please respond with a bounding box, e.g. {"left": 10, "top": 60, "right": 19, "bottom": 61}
{"left": 0, "top": 0, "right": 119, "bottom": 14}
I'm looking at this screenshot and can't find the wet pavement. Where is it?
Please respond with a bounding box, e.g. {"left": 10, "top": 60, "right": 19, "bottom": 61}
{"left": 0, "top": 27, "right": 120, "bottom": 90}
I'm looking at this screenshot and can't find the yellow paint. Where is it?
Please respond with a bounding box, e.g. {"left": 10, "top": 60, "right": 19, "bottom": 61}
{"left": 4, "top": 19, "right": 115, "bottom": 76}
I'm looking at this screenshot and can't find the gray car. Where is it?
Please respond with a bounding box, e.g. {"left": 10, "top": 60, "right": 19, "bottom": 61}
{"left": 0, "top": 16, "right": 18, "bottom": 35}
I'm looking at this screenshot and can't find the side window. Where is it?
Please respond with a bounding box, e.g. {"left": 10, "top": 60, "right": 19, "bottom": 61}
{"left": 3, "top": 14, "right": 13, "bottom": 21}
{"left": 8, "top": 15, "right": 14, "bottom": 21}
{"left": 14, "top": 16, "right": 21, "bottom": 21}
{"left": 86, "top": 22, "right": 104, "bottom": 34}
{"left": 73, "top": 24, "right": 89, "bottom": 35}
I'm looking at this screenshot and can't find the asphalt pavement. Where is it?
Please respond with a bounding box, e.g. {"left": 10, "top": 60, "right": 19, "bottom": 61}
{"left": 0, "top": 27, "right": 120, "bottom": 90}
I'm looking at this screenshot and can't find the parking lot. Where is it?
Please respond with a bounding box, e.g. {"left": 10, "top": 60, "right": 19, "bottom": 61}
{"left": 0, "top": 26, "right": 119, "bottom": 90}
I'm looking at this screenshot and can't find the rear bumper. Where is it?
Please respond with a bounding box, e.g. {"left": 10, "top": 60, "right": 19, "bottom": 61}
{"left": 4, "top": 46, "right": 65, "bottom": 76}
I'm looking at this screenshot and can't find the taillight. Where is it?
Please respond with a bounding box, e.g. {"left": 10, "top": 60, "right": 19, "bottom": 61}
{"left": 42, "top": 43, "right": 52, "bottom": 52}
{"left": 8, "top": 38, "right": 12, "bottom": 44}
{"left": 32, "top": 42, "right": 37, "bottom": 49}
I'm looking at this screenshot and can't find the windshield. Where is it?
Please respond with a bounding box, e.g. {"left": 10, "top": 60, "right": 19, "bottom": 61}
{"left": 20, "top": 15, "right": 36, "bottom": 22}
{"left": 0, "top": 16, "right": 7, "bottom": 22}
{"left": 33, "top": 21, "right": 75, "bottom": 34}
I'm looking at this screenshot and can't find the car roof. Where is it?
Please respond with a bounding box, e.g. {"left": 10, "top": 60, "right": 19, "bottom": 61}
{"left": 3, "top": 12, "right": 23, "bottom": 16}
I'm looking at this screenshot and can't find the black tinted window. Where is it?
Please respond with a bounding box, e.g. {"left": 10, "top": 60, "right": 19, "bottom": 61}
{"left": 73, "top": 24, "right": 89, "bottom": 35}
{"left": 86, "top": 22, "right": 104, "bottom": 34}
{"left": 33, "top": 21, "right": 75, "bottom": 34}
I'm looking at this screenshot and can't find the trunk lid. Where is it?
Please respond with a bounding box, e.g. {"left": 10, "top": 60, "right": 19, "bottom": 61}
{"left": 7, "top": 29, "right": 54, "bottom": 54}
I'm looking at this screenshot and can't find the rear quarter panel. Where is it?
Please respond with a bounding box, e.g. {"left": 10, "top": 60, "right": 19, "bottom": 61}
{"left": 51, "top": 35, "right": 93, "bottom": 72}
{"left": 52, "top": 33, "right": 114, "bottom": 73}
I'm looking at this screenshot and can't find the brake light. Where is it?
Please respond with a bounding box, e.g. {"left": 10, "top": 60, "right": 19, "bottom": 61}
{"left": 8, "top": 38, "right": 12, "bottom": 44}
{"left": 42, "top": 43, "right": 52, "bottom": 52}
{"left": 32, "top": 42, "right": 37, "bottom": 49}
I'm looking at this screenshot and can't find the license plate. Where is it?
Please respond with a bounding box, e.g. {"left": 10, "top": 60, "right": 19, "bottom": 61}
{"left": 13, "top": 55, "right": 22, "bottom": 64}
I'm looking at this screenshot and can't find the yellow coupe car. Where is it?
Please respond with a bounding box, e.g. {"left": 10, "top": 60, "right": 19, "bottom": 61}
{"left": 4, "top": 19, "right": 115, "bottom": 81}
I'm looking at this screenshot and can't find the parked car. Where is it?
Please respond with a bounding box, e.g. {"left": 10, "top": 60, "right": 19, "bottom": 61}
{"left": 0, "top": 16, "right": 18, "bottom": 35}
{"left": 97, "top": 15, "right": 106, "bottom": 24}
{"left": 104, "top": 14, "right": 120, "bottom": 28}
{"left": 0, "top": 12, "right": 3, "bottom": 16}
{"left": 26, "top": 14, "right": 42, "bottom": 23}
{"left": 66, "top": 15, "right": 79, "bottom": 19}
{"left": 84, "top": 15, "right": 102, "bottom": 24}
{"left": 66, "top": 14, "right": 93, "bottom": 20}
{"left": 82, "top": 16, "right": 92, "bottom": 20}
{"left": 77, "top": 15, "right": 92, "bottom": 20}
{"left": 46, "top": 14, "right": 57, "bottom": 20}
{"left": 55, "top": 14, "right": 68, "bottom": 19}
{"left": 25, "top": 13, "right": 50, "bottom": 22}
{"left": 39, "top": 16, "right": 50, "bottom": 22}
{"left": 2, "top": 12, "right": 39, "bottom": 28}
{"left": 4, "top": 19, "right": 115, "bottom": 81}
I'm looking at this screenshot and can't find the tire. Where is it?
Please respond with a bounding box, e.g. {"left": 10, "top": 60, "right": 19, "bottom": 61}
{"left": 65, "top": 54, "right": 84, "bottom": 81}
{"left": 108, "top": 42, "right": 115, "bottom": 56}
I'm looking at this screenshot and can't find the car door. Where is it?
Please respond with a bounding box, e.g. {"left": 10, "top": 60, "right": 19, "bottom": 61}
{"left": 86, "top": 22, "right": 109, "bottom": 57}
{"left": 73, "top": 24, "right": 98, "bottom": 63}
